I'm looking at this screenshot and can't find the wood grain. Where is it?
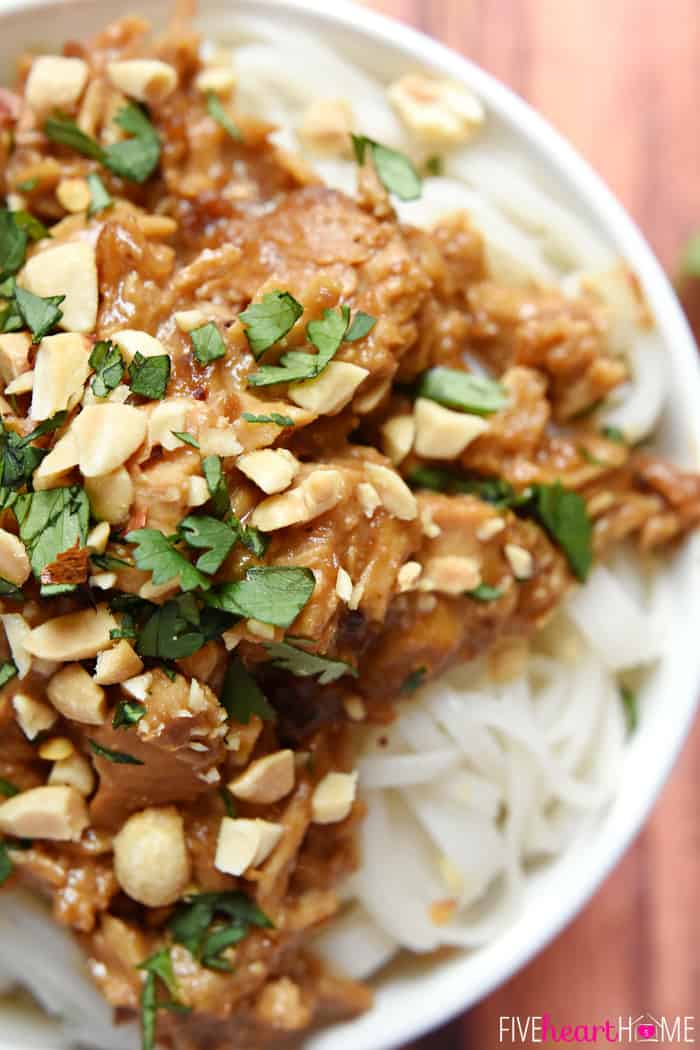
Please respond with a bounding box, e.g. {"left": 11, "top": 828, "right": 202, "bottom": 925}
{"left": 356, "top": 2, "right": 700, "bottom": 1046}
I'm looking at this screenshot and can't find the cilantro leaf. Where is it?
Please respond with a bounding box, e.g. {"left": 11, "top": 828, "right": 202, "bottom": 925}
{"left": 401, "top": 666, "right": 427, "bottom": 694}
{"left": 138, "top": 949, "right": 188, "bottom": 1050}
{"left": 407, "top": 465, "right": 516, "bottom": 507}
{"left": 344, "top": 311, "right": 376, "bottom": 342}
{"left": 262, "top": 640, "right": 356, "bottom": 684}
{"left": 468, "top": 583, "right": 503, "bottom": 601}
{"left": 14, "top": 486, "right": 89, "bottom": 593}
{"left": 218, "top": 786, "right": 236, "bottom": 819}
{"left": 190, "top": 322, "right": 226, "bottom": 365}
{"left": 127, "top": 528, "right": 211, "bottom": 593}
{"left": 129, "top": 351, "right": 171, "bottom": 400}
{"left": 241, "top": 411, "right": 294, "bottom": 427}
{"left": 306, "top": 306, "right": 349, "bottom": 357}
{"left": 352, "top": 134, "right": 422, "bottom": 201}
{"left": 137, "top": 595, "right": 206, "bottom": 660}
{"left": 206, "top": 91, "right": 242, "bottom": 141}
{"left": 14, "top": 287, "right": 64, "bottom": 342}
{"left": 103, "top": 103, "right": 161, "bottom": 184}
{"left": 87, "top": 172, "right": 113, "bottom": 216}
{"left": 0, "top": 209, "right": 28, "bottom": 282}
{"left": 0, "top": 416, "right": 51, "bottom": 490}
{"left": 44, "top": 114, "right": 105, "bottom": 160}
{"left": 88, "top": 738, "right": 144, "bottom": 765}
{"left": 89, "top": 340, "right": 125, "bottom": 398}
{"left": 208, "top": 566, "right": 315, "bottom": 627}
{"left": 0, "top": 841, "right": 12, "bottom": 886}
{"left": 239, "top": 291, "right": 303, "bottom": 359}
{"left": 168, "top": 891, "right": 272, "bottom": 961}
{"left": 0, "top": 778, "right": 18, "bottom": 797}
{"left": 179, "top": 515, "right": 237, "bottom": 574}
{"left": 417, "top": 366, "right": 508, "bottom": 416}
{"left": 113, "top": 700, "right": 146, "bottom": 729}
{"left": 19, "top": 412, "right": 67, "bottom": 445}
{"left": 620, "top": 684, "right": 638, "bottom": 734}
{"left": 600, "top": 424, "right": 626, "bottom": 444}
{"left": 172, "top": 431, "right": 200, "bottom": 449}
{"left": 0, "top": 661, "right": 17, "bottom": 688}
{"left": 202, "top": 455, "right": 229, "bottom": 517}
{"left": 219, "top": 657, "right": 275, "bottom": 724}
{"left": 527, "top": 482, "right": 592, "bottom": 581}
{"left": 12, "top": 210, "right": 50, "bottom": 242}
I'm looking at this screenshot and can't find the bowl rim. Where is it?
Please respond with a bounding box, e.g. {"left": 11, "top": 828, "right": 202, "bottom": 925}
{"left": 0, "top": 1, "right": 699, "bottom": 1048}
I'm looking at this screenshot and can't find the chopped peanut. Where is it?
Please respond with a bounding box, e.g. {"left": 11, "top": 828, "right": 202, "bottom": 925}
{"left": 311, "top": 771, "right": 358, "bottom": 825}
{"left": 236, "top": 448, "right": 299, "bottom": 494}
{"left": 86, "top": 521, "right": 110, "bottom": 554}
{"left": 0, "top": 613, "right": 33, "bottom": 678}
{"left": 106, "top": 60, "right": 178, "bottom": 104}
{"left": 56, "top": 177, "right": 91, "bottom": 213}
{"left": 0, "top": 785, "right": 89, "bottom": 841}
{"left": 25, "top": 56, "right": 88, "bottom": 115}
{"left": 148, "top": 399, "right": 192, "bottom": 451}
{"left": 252, "top": 469, "right": 345, "bottom": 531}
{"left": 298, "top": 98, "right": 354, "bottom": 156}
{"left": 335, "top": 567, "right": 353, "bottom": 602}
{"left": 38, "top": 736, "right": 74, "bottom": 761}
{"left": 93, "top": 641, "right": 144, "bottom": 686}
{"left": 0, "top": 528, "right": 30, "bottom": 586}
{"left": 113, "top": 807, "right": 191, "bottom": 907}
{"left": 381, "top": 414, "right": 415, "bottom": 465}
{"left": 0, "top": 333, "right": 31, "bottom": 383}
{"left": 388, "top": 74, "right": 485, "bottom": 145}
{"left": 420, "top": 554, "right": 481, "bottom": 595}
{"left": 112, "top": 329, "right": 166, "bottom": 362}
{"left": 20, "top": 242, "right": 98, "bottom": 334}
{"left": 364, "top": 463, "right": 417, "bottom": 521}
{"left": 5, "top": 370, "right": 34, "bottom": 395}
{"left": 397, "top": 560, "right": 422, "bottom": 592}
{"left": 24, "top": 605, "right": 117, "bottom": 662}
{"left": 32, "top": 431, "right": 79, "bottom": 490}
{"left": 71, "top": 404, "right": 147, "bottom": 476}
{"left": 48, "top": 752, "right": 95, "bottom": 797}
{"left": 84, "top": 467, "right": 134, "bottom": 523}
{"left": 504, "top": 543, "right": 535, "bottom": 580}
{"left": 47, "top": 664, "right": 107, "bottom": 725}
{"left": 195, "top": 67, "right": 236, "bottom": 98}
{"left": 12, "top": 692, "right": 57, "bottom": 740}
{"left": 288, "top": 361, "right": 368, "bottom": 415}
{"left": 214, "top": 817, "right": 283, "bottom": 876}
{"left": 228, "top": 750, "right": 295, "bottom": 805}
{"left": 30, "top": 332, "right": 91, "bottom": 421}
{"left": 414, "top": 398, "right": 489, "bottom": 459}
{"left": 187, "top": 476, "right": 209, "bottom": 507}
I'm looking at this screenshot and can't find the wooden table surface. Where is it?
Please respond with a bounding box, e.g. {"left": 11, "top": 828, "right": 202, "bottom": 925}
{"left": 357, "top": 2, "right": 700, "bottom": 1047}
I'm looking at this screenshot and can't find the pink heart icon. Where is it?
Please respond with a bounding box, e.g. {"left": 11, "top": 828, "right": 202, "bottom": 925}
{"left": 638, "top": 1025, "right": 656, "bottom": 1040}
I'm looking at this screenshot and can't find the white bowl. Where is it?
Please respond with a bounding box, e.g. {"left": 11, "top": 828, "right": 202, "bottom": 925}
{"left": 1, "top": 2, "right": 699, "bottom": 1049}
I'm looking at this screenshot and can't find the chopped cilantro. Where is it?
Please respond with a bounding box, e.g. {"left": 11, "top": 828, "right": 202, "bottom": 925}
{"left": 138, "top": 949, "right": 188, "bottom": 1050}
{"left": 87, "top": 173, "right": 113, "bottom": 216}
{"left": 262, "top": 640, "right": 356, "bottom": 684}
{"left": 239, "top": 290, "right": 303, "bottom": 359}
{"left": 12, "top": 210, "right": 50, "bottom": 242}
{"left": 307, "top": 305, "right": 350, "bottom": 357}
{"left": 172, "top": 431, "right": 200, "bottom": 449}
{"left": 13, "top": 486, "right": 89, "bottom": 594}
{"left": 401, "top": 666, "right": 427, "bottom": 694}
{"left": 241, "top": 411, "right": 294, "bottom": 427}
{"left": 0, "top": 579, "right": 23, "bottom": 602}
{"left": 133, "top": 593, "right": 233, "bottom": 661}
{"left": 112, "top": 700, "right": 146, "bottom": 730}
{"left": 190, "top": 322, "right": 226, "bottom": 365}
{"left": 424, "top": 154, "right": 443, "bottom": 175}
{"left": 600, "top": 424, "right": 626, "bottom": 444}
{"left": 179, "top": 515, "right": 237, "bottom": 574}
{"left": 208, "top": 566, "right": 315, "bottom": 628}
{"left": 103, "top": 103, "right": 161, "bottom": 184}
{"left": 89, "top": 340, "right": 125, "bottom": 398}
{"left": 525, "top": 482, "right": 592, "bottom": 581}
{"left": 205, "top": 91, "right": 242, "bottom": 141}
{"left": 620, "top": 684, "right": 638, "bottom": 733}
{"left": 351, "top": 134, "right": 422, "bottom": 201}
{"left": 417, "top": 366, "right": 508, "bottom": 416}
{"left": 14, "top": 286, "right": 64, "bottom": 342}
{"left": 0, "top": 841, "right": 12, "bottom": 886}
{"left": 129, "top": 351, "right": 171, "bottom": 400}
{"left": 0, "top": 778, "right": 18, "bottom": 797}
{"left": 407, "top": 465, "right": 516, "bottom": 507}
{"left": 0, "top": 209, "right": 28, "bottom": 283}
{"left": 344, "top": 310, "right": 376, "bottom": 342}
{"left": 248, "top": 304, "right": 351, "bottom": 387}
{"left": 168, "top": 890, "right": 272, "bottom": 962}
{"left": 468, "top": 583, "right": 503, "bottom": 601}
{"left": 88, "top": 738, "right": 144, "bottom": 765}
{"left": 127, "top": 527, "right": 211, "bottom": 593}
{"left": 218, "top": 786, "right": 236, "bottom": 819}
{"left": 219, "top": 657, "right": 275, "bottom": 724}
{"left": 0, "top": 661, "right": 17, "bottom": 688}
{"left": 44, "top": 114, "right": 105, "bottom": 160}
{"left": 202, "top": 455, "right": 229, "bottom": 517}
